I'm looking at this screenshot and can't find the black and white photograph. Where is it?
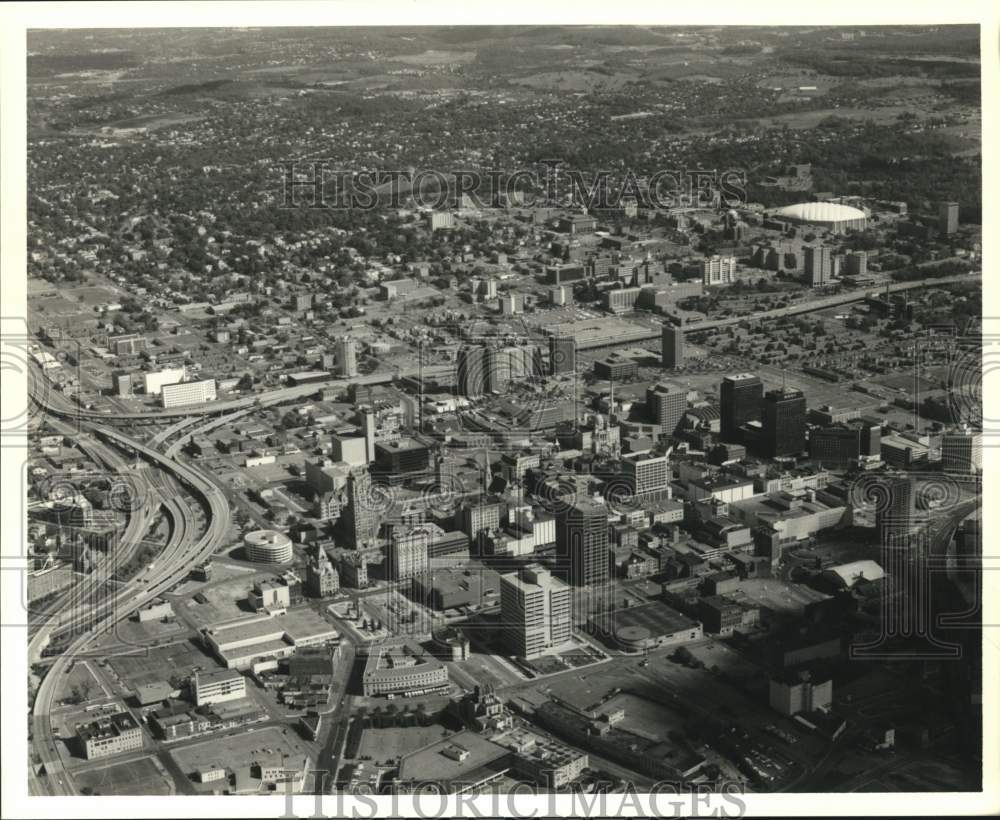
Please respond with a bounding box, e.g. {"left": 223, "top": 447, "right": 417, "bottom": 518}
{"left": 1, "top": 2, "right": 997, "bottom": 818}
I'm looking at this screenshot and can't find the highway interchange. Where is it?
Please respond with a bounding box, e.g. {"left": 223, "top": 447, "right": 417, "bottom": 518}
{"left": 22, "top": 270, "right": 983, "bottom": 796}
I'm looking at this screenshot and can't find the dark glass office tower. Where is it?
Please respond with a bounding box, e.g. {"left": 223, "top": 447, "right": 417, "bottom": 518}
{"left": 720, "top": 373, "right": 763, "bottom": 443}
{"left": 761, "top": 387, "right": 806, "bottom": 457}
{"left": 557, "top": 498, "right": 610, "bottom": 588}
{"left": 549, "top": 336, "right": 577, "bottom": 375}
{"left": 661, "top": 324, "right": 684, "bottom": 369}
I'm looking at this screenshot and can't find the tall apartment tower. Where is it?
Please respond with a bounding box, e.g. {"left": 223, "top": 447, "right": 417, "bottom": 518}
{"left": 845, "top": 250, "right": 868, "bottom": 278}
{"left": 500, "top": 564, "right": 572, "bottom": 659}
{"left": 557, "top": 498, "right": 610, "bottom": 588}
{"left": 700, "top": 255, "right": 737, "bottom": 286}
{"left": 720, "top": 373, "right": 763, "bottom": 443}
{"left": 938, "top": 201, "right": 959, "bottom": 235}
{"left": 761, "top": 388, "right": 807, "bottom": 458}
{"left": 804, "top": 245, "right": 832, "bottom": 286}
{"left": 646, "top": 382, "right": 686, "bottom": 436}
{"left": 549, "top": 336, "right": 577, "bottom": 376}
{"left": 661, "top": 324, "right": 684, "bottom": 369}
{"left": 336, "top": 337, "right": 359, "bottom": 378}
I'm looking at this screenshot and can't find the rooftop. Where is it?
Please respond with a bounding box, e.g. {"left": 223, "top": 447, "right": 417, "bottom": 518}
{"left": 397, "top": 730, "right": 510, "bottom": 784}
{"left": 773, "top": 202, "right": 867, "bottom": 223}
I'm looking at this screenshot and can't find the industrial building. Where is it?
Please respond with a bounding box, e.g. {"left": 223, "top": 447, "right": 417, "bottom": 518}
{"left": 202, "top": 610, "right": 339, "bottom": 669}
{"left": 769, "top": 668, "right": 833, "bottom": 716}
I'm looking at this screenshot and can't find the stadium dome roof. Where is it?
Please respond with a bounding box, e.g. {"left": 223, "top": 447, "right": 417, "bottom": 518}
{"left": 773, "top": 202, "right": 867, "bottom": 223}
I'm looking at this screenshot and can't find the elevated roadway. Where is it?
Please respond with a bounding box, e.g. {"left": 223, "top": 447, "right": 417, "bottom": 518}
{"left": 28, "top": 403, "right": 232, "bottom": 794}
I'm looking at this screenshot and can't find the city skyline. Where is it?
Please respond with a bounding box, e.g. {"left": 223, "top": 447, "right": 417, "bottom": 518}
{"left": 1, "top": 13, "right": 993, "bottom": 818}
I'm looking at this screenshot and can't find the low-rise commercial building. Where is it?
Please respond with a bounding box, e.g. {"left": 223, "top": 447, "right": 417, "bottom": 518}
{"left": 361, "top": 642, "right": 449, "bottom": 697}
{"left": 697, "top": 595, "right": 760, "bottom": 636}
{"left": 77, "top": 712, "right": 143, "bottom": 760}
{"left": 194, "top": 669, "right": 247, "bottom": 706}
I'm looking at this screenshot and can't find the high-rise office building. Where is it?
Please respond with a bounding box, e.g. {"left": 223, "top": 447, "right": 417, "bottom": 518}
{"left": 720, "top": 373, "right": 763, "bottom": 443}
{"left": 549, "top": 336, "right": 577, "bottom": 376}
{"left": 457, "top": 345, "right": 489, "bottom": 397}
{"left": 620, "top": 452, "right": 670, "bottom": 497}
{"left": 938, "top": 201, "right": 959, "bottom": 235}
{"left": 804, "top": 245, "right": 832, "bottom": 286}
{"left": 858, "top": 418, "right": 881, "bottom": 457}
{"left": 458, "top": 343, "right": 541, "bottom": 395}
{"left": 500, "top": 564, "right": 572, "bottom": 659}
{"left": 336, "top": 467, "right": 377, "bottom": 549}
{"left": 487, "top": 346, "right": 514, "bottom": 394}
{"left": 362, "top": 411, "right": 377, "bottom": 463}
{"left": 876, "top": 475, "right": 914, "bottom": 541}
{"left": 387, "top": 525, "right": 430, "bottom": 582}
{"left": 647, "top": 382, "right": 686, "bottom": 435}
{"left": 557, "top": 498, "right": 610, "bottom": 588}
{"left": 761, "top": 388, "right": 807, "bottom": 458}
{"left": 332, "top": 434, "right": 368, "bottom": 467}
{"left": 941, "top": 430, "right": 982, "bottom": 473}
{"left": 661, "top": 324, "right": 684, "bottom": 369}
{"left": 809, "top": 425, "right": 861, "bottom": 468}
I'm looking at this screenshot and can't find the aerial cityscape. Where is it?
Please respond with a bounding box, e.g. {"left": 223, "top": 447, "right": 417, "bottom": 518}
{"left": 17, "top": 23, "right": 985, "bottom": 802}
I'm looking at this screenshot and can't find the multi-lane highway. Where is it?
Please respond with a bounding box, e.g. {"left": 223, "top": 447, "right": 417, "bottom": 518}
{"left": 28, "top": 378, "right": 234, "bottom": 796}
{"left": 29, "top": 270, "right": 981, "bottom": 430}
{"left": 28, "top": 420, "right": 165, "bottom": 661}
{"left": 683, "top": 271, "right": 980, "bottom": 333}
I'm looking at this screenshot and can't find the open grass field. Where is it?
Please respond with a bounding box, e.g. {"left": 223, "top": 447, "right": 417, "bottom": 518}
{"left": 27, "top": 293, "right": 83, "bottom": 316}
{"left": 59, "top": 661, "right": 106, "bottom": 703}
{"left": 61, "top": 285, "right": 121, "bottom": 306}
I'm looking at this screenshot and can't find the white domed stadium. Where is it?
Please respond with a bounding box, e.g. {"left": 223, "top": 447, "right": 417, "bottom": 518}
{"left": 771, "top": 202, "right": 867, "bottom": 234}
{"left": 243, "top": 529, "right": 293, "bottom": 564}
